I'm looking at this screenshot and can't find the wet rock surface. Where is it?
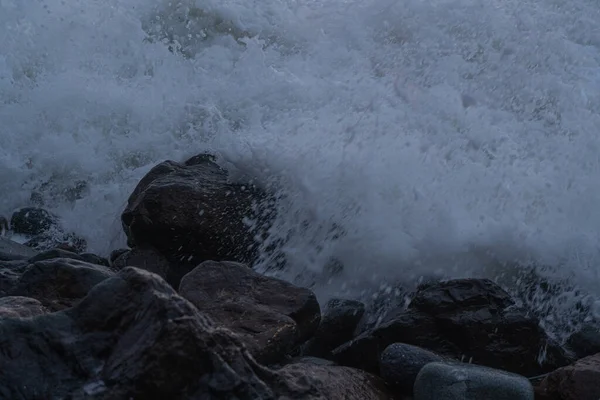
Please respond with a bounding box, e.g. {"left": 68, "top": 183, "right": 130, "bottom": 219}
{"left": 110, "top": 246, "right": 171, "bottom": 280}
{"left": 537, "top": 352, "right": 600, "bottom": 400}
{"left": 379, "top": 343, "right": 444, "bottom": 394}
{"left": 2, "top": 156, "right": 597, "bottom": 399}
{"left": 10, "top": 207, "right": 60, "bottom": 236}
{"left": 0, "top": 266, "right": 391, "bottom": 400}
{"left": 179, "top": 260, "right": 321, "bottom": 364}
{"left": 121, "top": 154, "right": 273, "bottom": 274}
{"left": 302, "top": 298, "right": 365, "bottom": 358}
{"left": 333, "top": 278, "right": 568, "bottom": 376}
{"left": 414, "top": 362, "right": 535, "bottom": 400}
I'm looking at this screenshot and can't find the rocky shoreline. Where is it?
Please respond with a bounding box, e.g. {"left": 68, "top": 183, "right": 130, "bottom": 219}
{"left": 1, "top": 153, "right": 600, "bottom": 399}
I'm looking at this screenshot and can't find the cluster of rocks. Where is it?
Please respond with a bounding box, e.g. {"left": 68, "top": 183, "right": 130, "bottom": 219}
{"left": 1, "top": 153, "right": 600, "bottom": 399}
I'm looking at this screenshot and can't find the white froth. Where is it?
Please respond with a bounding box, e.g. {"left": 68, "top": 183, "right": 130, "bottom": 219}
{"left": 1, "top": 0, "right": 600, "bottom": 330}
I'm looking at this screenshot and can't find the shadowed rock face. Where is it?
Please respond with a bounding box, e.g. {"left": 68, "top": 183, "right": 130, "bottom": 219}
{"left": 333, "top": 278, "right": 569, "bottom": 377}
{"left": 9, "top": 258, "right": 115, "bottom": 311}
{"left": 302, "top": 298, "right": 365, "bottom": 359}
{"left": 121, "top": 155, "right": 274, "bottom": 286}
{"left": 0, "top": 267, "right": 392, "bottom": 400}
{"left": 179, "top": 260, "right": 321, "bottom": 364}
{"left": 537, "top": 353, "right": 600, "bottom": 400}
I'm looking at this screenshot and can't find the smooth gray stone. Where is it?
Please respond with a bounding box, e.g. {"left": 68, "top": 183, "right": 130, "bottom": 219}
{"left": 0, "top": 237, "right": 38, "bottom": 261}
{"left": 414, "top": 362, "right": 534, "bottom": 400}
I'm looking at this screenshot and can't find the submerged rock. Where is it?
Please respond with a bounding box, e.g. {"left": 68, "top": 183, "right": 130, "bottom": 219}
{"left": 179, "top": 260, "right": 321, "bottom": 364}
{"left": 121, "top": 154, "right": 274, "bottom": 282}
{"left": 10, "top": 207, "right": 59, "bottom": 236}
{"left": 414, "top": 362, "right": 534, "bottom": 400}
{"left": 24, "top": 232, "right": 87, "bottom": 253}
{"left": 0, "top": 266, "right": 390, "bottom": 399}
{"left": 30, "top": 179, "right": 88, "bottom": 207}
{"left": 332, "top": 278, "right": 568, "bottom": 377}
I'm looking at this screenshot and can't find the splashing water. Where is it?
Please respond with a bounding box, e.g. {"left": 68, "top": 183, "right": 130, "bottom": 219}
{"left": 1, "top": 0, "right": 600, "bottom": 337}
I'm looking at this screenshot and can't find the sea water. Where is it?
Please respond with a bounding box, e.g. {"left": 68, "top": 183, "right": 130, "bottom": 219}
{"left": 1, "top": 0, "right": 600, "bottom": 337}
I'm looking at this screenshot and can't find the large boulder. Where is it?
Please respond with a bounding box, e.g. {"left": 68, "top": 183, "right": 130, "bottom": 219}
{"left": 333, "top": 278, "right": 569, "bottom": 377}
{"left": 179, "top": 260, "right": 321, "bottom": 364}
{"left": 536, "top": 353, "right": 600, "bottom": 400}
{"left": 0, "top": 266, "right": 391, "bottom": 399}
{"left": 121, "top": 154, "right": 274, "bottom": 284}
{"left": 10, "top": 258, "right": 114, "bottom": 311}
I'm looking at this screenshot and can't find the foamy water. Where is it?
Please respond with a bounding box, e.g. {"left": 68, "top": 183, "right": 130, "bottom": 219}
{"left": 2, "top": 0, "right": 600, "bottom": 334}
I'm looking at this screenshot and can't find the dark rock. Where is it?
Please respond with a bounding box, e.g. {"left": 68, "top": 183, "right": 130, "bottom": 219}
{"left": 410, "top": 278, "right": 515, "bottom": 314}
{"left": 10, "top": 258, "right": 114, "bottom": 311}
{"left": 333, "top": 309, "right": 457, "bottom": 374}
{"left": 303, "top": 298, "right": 365, "bottom": 358}
{"left": 354, "top": 282, "right": 411, "bottom": 336}
{"left": 0, "top": 259, "right": 30, "bottom": 296}
{"left": 0, "top": 296, "right": 48, "bottom": 318}
{"left": 79, "top": 253, "right": 110, "bottom": 267}
{"left": 10, "top": 207, "right": 59, "bottom": 236}
{"left": 28, "top": 249, "right": 109, "bottom": 267}
{"left": 0, "top": 236, "right": 38, "bottom": 261}
{"left": 121, "top": 154, "right": 274, "bottom": 277}
{"left": 332, "top": 278, "right": 569, "bottom": 377}
{"left": 537, "top": 353, "right": 600, "bottom": 400}
{"left": 0, "top": 266, "right": 392, "bottom": 399}
{"left": 28, "top": 248, "right": 85, "bottom": 263}
{"left": 111, "top": 246, "right": 170, "bottom": 281}
{"left": 379, "top": 343, "right": 444, "bottom": 394}
{"left": 414, "top": 362, "right": 534, "bottom": 400}
{"left": 276, "top": 363, "right": 394, "bottom": 400}
{"left": 287, "top": 356, "right": 338, "bottom": 367}
{"left": 566, "top": 325, "right": 600, "bottom": 359}
{"left": 179, "top": 260, "right": 321, "bottom": 364}
{"left": 109, "top": 248, "right": 130, "bottom": 267}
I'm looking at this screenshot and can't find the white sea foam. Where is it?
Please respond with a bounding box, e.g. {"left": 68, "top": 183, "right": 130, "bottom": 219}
{"left": 1, "top": 0, "right": 600, "bottom": 334}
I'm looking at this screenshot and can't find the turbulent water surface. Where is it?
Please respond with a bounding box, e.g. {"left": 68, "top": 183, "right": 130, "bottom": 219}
{"left": 2, "top": 0, "right": 600, "bottom": 337}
